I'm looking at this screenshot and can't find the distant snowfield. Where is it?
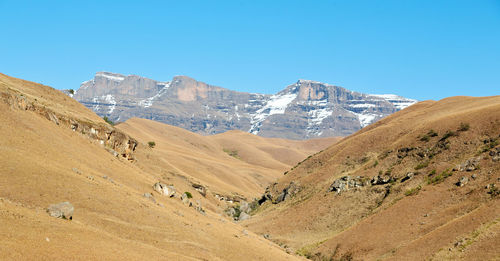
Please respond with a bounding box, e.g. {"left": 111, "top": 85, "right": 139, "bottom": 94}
{"left": 249, "top": 92, "right": 297, "bottom": 134}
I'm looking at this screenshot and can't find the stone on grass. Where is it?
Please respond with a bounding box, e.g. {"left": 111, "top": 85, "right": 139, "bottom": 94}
{"left": 47, "top": 202, "right": 74, "bottom": 220}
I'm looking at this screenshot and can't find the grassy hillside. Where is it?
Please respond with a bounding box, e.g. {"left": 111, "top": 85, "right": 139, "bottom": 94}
{"left": 245, "top": 96, "right": 500, "bottom": 260}
{"left": 0, "top": 73, "right": 337, "bottom": 260}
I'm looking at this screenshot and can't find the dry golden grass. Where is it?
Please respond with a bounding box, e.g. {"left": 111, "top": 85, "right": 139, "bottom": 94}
{"left": 0, "top": 73, "right": 337, "bottom": 260}
{"left": 245, "top": 96, "right": 500, "bottom": 260}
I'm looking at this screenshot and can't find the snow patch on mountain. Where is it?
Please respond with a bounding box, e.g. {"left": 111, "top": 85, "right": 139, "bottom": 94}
{"left": 303, "top": 100, "right": 333, "bottom": 136}
{"left": 138, "top": 82, "right": 171, "bottom": 108}
{"left": 353, "top": 112, "right": 378, "bottom": 128}
{"left": 249, "top": 92, "right": 297, "bottom": 134}
{"left": 103, "top": 94, "right": 117, "bottom": 113}
{"left": 95, "top": 72, "right": 125, "bottom": 82}
{"left": 369, "top": 94, "right": 417, "bottom": 110}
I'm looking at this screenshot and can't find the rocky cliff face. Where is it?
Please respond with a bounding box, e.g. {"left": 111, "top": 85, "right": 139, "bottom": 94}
{"left": 74, "top": 72, "right": 416, "bottom": 139}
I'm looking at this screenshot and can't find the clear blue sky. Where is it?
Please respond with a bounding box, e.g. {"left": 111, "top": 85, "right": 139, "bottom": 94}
{"left": 1, "top": 0, "right": 499, "bottom": 100}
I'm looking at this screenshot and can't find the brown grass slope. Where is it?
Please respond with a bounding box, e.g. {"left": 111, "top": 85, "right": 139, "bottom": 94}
{"left": 245, "top": 96, "right": 500, "bottom": 260}
{"left": 117, "top": 118, "right": 339, "bottom": 200}
{"left": 0, "top": 73, "right": 308, "bottom": 260}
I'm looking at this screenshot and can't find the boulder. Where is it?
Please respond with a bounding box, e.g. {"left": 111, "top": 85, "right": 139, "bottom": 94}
{"left": 239, "top": 212, "right": 250, "bottom": 221}
{"left": 329, "top": 176, "right": 369, "bottom": 194}
{"left": 194, "top": 200, "right": 205, "bottom": 214}
{"left": 181, "top": 193, "right": 190, "bottom": 205}
{"left": 153, "top": 182, "right": 176, "bottom": 197}
{"left": 456, "top": 176, "right": 469, "bottom": 187}
{"left": 273, "top": 181, "right": 300, "bottom": 204}
{"left": 143, "top": 193, "right": 156, "bottom": 203}
{"left": 371, "top": 174, "right": 393, "bottom": 185}
{"left": 454, "top": 157, "right": 481, "bottom": 171}
{"left": 47, "top": 202, "right": 74, "bottom": 220}
{"left": 192, "top": 184, "right": 207, "bottom": 197}
{"left": 239, "top": 201, "right": 251, "bottom": 214}
{"left": 400, "top": 172, "right": 415, "bottom": 183}
{"left": 329, "top": 176, "right": 349, "bottom": 193}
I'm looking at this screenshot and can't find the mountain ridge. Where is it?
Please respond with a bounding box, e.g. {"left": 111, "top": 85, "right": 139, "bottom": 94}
{"left": 73, "top": 72, "right": 417, "bottom": 139}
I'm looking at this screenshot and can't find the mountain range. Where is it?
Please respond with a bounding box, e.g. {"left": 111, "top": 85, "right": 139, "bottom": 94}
{"left": 73, "top": 72, "right": 416, "bottom": 139}
{"left": 1, "top": 72, "right": 499, "bottom": 260}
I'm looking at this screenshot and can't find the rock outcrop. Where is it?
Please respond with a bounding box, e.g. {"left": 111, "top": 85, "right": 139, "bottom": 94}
{"left": 454, "top": 157, "right": 481, "bottom": 172}
{"left": 329, "top": 176, "right": 370, "bottom": 194}
{"left": 47, "top": 202, "right": 74, "bottom": 220}
{"left": 153, "top": 182, "right": 176, "bottom": 197}
{"left": 1, "top": 89, "right": 138, "bottom": 161}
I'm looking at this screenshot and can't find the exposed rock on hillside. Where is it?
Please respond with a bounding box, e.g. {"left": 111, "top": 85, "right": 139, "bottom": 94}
{"left": 1, "top": 87, "right": 138, "bottom": 161}
{"left": 245, "top": 96, "right": 500, "bottom": 260}
{"left": 47, "top": 202, "right": 74, "bottom": 220}
{"left": 74, "top": 72, "right": 416, "bottom": 139}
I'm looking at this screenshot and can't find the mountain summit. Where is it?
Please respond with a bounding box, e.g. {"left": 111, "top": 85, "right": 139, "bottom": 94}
{"left": 74, "top": 72, "right": 416, "bottom": 139}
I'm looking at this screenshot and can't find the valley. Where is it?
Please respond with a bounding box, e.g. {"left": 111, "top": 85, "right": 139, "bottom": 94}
{"left": 0, "top": 72, "right": 498, "bottom": 260}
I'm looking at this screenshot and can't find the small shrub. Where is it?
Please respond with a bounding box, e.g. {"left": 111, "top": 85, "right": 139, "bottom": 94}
{"left": 103, "top": 116, "right": 114, "bottom": 126}
{"left": 405, "top": 185, "right": 422, "bottom": 196}
{"left": 440, "top": 130, "right": 457, "bottom": 141}
{"left": 414, "top": 161, "right": 429, "bottom": 170}
{"left": 223, "top": 148, "right": 240, "bottom": 159}
{"left": 420, "top": 135, "right": 430, "bottom": 142}
{"left": 427, "top": 169, "right": 452, "bottom": 185}
{"left": 148, "top": 141, "right": 156, "bottom": 148}
{"left": 184, "top": 192, "right": 193, "bottom": 198}
{"left": 487, "top": 185, "right": 499, "bottom": 198}
{"left": 68, "top": 89, "right": 75, "bottom": 94}
{"left": 373, "top": 160, "right": 379, "bottom": 168}
{"left": 427, "top": 129, "right": 438, "bottom": 137}
{"left": 458, "top": 122, "right": 470, "bottom": 132}
{"left": 481, "top": 139, "right": 499, "bottom": 153}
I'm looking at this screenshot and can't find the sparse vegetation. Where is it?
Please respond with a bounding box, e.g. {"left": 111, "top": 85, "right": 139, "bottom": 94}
{"left": 223, "top": 148, "right": 240, "bottom": 159}
{"left": 428, "top": 129, "right": 438, "bottom": 137}
{"left": 184, "top": 192, "right": 193, "bottom": 198}
{"left": 458, "top": 122, "right": 470, "bottom": 132}
{"left": 378, "top": 150, "right": 392, "bottom": 160}
{"left": 148, "top": 141, "right": 156, "bottom": 148}
{"left": 427, "top": 169, "right": 452, "bottom": 185}
{"left": 414, "top": 161, "right": 429, "bottom": 170}
{"left": 480, "top": 138, "right": 499, "bottom": 153}
{"left": 439, "top": 130, "right": 457, "bottom": 141}
{"left": 420, "top": 135, "right": 430, "bottom": 142}
{"left": 68, "top": 89, "right": 75, "bottom": 94}
{"left": 103, "top": 116, "right": 114, "bottom": 126}
{"left": 372, "top": 160, "right": 379, "bottom": 168}
{"left": 488, "top": 185, "right": 499, "bottom": 198}
{"left": 404, "top": 185, "right": 422, "bottom": 196}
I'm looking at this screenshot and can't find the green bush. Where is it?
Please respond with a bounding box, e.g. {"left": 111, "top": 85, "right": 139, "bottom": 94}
{"left": 427, "top": 129, "right": 438, "bottom": 137}
{"left": 148, "top": 141, "right": 156, "bottom": 148}
{"left": 414, "top": 161, "right": 429, "bottom": 170}
{"left": 427, "top": 169, "right": 452, "bottom": 185}
{"left": 440, "top": 130, "right": 457, "bottom": 141}
{"left": 404, "top": 185, "right": 422, "bottom": 196}
{"left": 458, "top": 122, "right": 470, "bottom": 132}
{"left": 103, "top": 116, "right": 114, "bottom": 126}
{"left": 488, "top": 186, "right": 499, "bottom": 197}
{"left": 420, "top": 135, "right": 430, "bottom": 142}
{"left": 184, "top": 192, "right": 193, "bottom": 198}
{"left": 68, "top": 89, "right": 75, "bottom": 95}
